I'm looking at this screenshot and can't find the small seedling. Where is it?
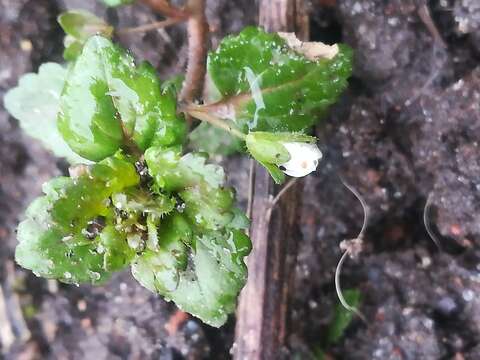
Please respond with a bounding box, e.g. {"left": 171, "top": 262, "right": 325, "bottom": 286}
{"left": 312, "top": 288, "right": 362, "bottom": 360}
{"left": 4, "top": 1, "right": 352, "bottom": 327}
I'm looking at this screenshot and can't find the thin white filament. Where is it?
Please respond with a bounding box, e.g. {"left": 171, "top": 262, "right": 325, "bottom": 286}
{"left": 334, "top": 177, "right": 369, "bottom": 323}
{"left": 334, "top": 250, "right": 367, "bottom": 323}
{"left": 340, "top": 177, "right": 369, "bottom": 239}
{"left": 423, "top": 192, "right": 443, "bottom": 250}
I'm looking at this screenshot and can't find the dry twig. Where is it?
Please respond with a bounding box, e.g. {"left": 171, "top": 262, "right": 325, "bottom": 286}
{"left": 117, "top": 18, "right": 184, "bottom": 35}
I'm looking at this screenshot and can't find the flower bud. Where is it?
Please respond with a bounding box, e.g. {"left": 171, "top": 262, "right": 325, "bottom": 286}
{"left": 245, "top": 131, "right": 320, "bottom": 183}
{"left": 279, "top": 142, "right": 322, "bottom": 177}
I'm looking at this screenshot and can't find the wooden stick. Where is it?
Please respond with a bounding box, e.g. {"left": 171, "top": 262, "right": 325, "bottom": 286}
{"left": 0, "top": 286, "right": 15, "bottom": 353}
{"left": 5, "top": 262, "right": 31, "bottom": 342}
{"left": 259, "top": 0, "right": 309, "bottom": 39}
{"left": 233, "top": 2, "right": 309, "bottom": 359}
{"left": 0, "top": 261, "right": 31, "bottom": 353}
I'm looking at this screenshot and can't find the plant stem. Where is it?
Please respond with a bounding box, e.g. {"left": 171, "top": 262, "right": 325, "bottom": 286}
{"left": 139, "top": 0, "right": 189, "bottom": 19}
{"left": 141, "top": 0, "right": 209, "bottom": 115}
{"left": 179, "top": 0, "right": 208, "bottom": 103}
{"left": 186, "top": 108, "right": 246, "bottom": 140}
{"left": 120, "top": 123, "right": 143, "bottom": 159}
{"left": 116, "top": 18, "right": 184, "bottom": 35}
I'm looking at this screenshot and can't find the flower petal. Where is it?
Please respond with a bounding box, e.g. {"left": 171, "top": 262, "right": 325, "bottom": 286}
{"left": 280, "top": 142, "right": 322, "bottom": 177}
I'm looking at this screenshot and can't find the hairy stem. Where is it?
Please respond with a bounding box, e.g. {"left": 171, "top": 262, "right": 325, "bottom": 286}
{"left": 139, "top": 0, "right": 189, "bottom": 19}
{"left": 140, "top": 0, "right": 209, "bottom": 106}
{"left": 179, "top": 0, "right": 208, "bottom": 103}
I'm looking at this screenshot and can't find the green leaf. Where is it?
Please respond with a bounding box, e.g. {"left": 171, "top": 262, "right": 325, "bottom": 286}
{"left": 180, "top": 184, "right": 235, "bottom": 231}
{"left": 132, "top": 227, "right": 250, "bottom": 327}
{"left": 63, "top": 38, "right": 84, "bottom": 61}
{"left": 145, "top": 147, "right": 225, "bottom": 192}
{"left": 326, "top": 289, "right": 362, "bottom": 344}
{"left": 246, "top": 133, "right": 290, "bottom": 165}
{"left": 58, "top": 10, "right": 113, "bottom": 61}
{"left": 15, "top": 156, "right": 140, "bottom": 284}
{"left": 161, "top": 74, "right": 185, "bottom": 95}
{"left": 58, "top": 36, "right": 186, "bottom": 161}
{"left": 3, "top": 63, "right": 88, "bottom": 164}
{"left": 189, "top": 122, "right": 243, "bottom": 156}
{"left": 58, "top": 10, "right": 112, "bottom": 41}
{"left": 136, "top": 146, "right": 251, "bottom": 326}
{"left": 112, "top": 190, "right": 176, "bottom": 220}
{"left": 145, "top": 146, "right": 243, "bottom": 231}
{"left": 15, "top": 193, "right": 107, "bottom": 284}
{"left": 99, "top": 225, "right": 135, "bottom": 272}
{"left": 101, "top": 0, "right": 134, "bottom": 6}
{"left": 258, "top": 160, "right": 285, "bottom": 184}
{"left": 132, "top": 213, "right": 191, "bottom": 292}
{"left": 206, "top": 27, "right": 353, "bottom": 132}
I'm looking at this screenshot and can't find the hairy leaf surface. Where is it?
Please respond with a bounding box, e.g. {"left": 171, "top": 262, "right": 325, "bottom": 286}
{"left": 16, "top": 156, "right": 139, "bottom": 284}
{"left": 135, "top": 147, "right": 251, "bottom": 326}
{"left": 206, "top": 27, "right": 353, "bottom": 132}
{"left": 133, "top": 228, "right": 250, "bottom": 327}
{"left": 145, "top": 147, "right": 225, "bottom": 191}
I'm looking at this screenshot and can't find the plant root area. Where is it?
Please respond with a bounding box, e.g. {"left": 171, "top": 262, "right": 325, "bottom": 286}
{"left": 1, "top": 0, "right": 480, "bottom": 359}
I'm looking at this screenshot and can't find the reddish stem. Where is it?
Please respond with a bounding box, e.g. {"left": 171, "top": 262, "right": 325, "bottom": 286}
{"left": 139, "top": 0, "right": 208, "bottom": 105}
{"left": 139, "top": 0, "right": 189, "bottom": 19}
{"left": 179, "top": 0, "right": 208, "bottom": 103}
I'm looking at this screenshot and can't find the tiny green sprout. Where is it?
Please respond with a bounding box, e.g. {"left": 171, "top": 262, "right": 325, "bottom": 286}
{"left": 311, "top": 289, "right": 362, "bottom": 359}
{"left": 4, "top": 17, "right": 352, "bottom": 327}
{"left": 327, "top": 289, "right": 362, "bottom": 344}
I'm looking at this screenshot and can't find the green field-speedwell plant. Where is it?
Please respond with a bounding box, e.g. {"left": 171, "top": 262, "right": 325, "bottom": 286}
{"left": 4, "top": 2, "right": 352, "bottom": 327}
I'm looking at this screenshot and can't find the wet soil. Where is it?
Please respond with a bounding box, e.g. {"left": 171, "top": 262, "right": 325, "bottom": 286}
{"left": 1, "top": 0, "right": 479, "bottom": 359}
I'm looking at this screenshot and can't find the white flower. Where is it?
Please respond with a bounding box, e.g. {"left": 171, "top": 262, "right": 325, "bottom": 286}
{"left": 279, "top": 142, "right": 322, "bottom": 177}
